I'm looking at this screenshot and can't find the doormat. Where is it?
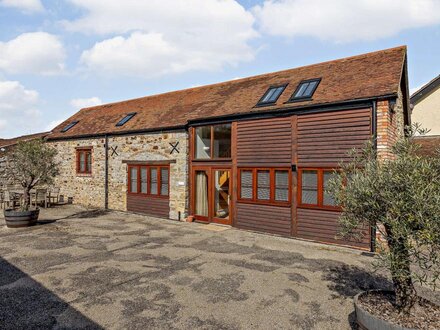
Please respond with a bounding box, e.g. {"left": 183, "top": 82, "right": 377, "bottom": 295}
{"left": 198, "top": 224, "right": 230, "bottom": 232}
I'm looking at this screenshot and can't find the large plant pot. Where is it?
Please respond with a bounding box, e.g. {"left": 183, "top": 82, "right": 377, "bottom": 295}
{"left": 4, "top": 208, "right": 40, "bottom": 228}
{"left": 354, "top": 291, "right": 414, "bottom": 330}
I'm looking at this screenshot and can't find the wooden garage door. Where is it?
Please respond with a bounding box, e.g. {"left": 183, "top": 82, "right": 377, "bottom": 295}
{"left": 126, "top": 164, "right": 170, "bottom": 218}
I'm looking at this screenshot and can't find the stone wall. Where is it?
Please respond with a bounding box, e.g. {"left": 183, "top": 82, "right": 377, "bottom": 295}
{"left": 48, "top": 130, "right": 189, "bottom": 220}
{"left": 376, "top": 85, "right": 405, "bottom": 160}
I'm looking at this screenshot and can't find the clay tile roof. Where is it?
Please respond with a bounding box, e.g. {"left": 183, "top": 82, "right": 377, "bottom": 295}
{"left": 0, "top": 132, "right": 49, "bottom": 148}
{"left": 48, "top": 46, "right": 406, "bottom": 140}
{"left": 413, "top": 136, "right": 440, "bottom": 157}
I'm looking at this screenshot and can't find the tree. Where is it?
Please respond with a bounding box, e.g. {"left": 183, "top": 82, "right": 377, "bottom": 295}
{"left": 328, "top": 125, "right": 440, "bottom": 314}
{"left": 7, "top": 139, "right": 60, "bottom": 211}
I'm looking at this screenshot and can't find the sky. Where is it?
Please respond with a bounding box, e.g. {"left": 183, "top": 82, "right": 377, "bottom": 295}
{"left": 0, "top": 0, "right": 439, "bottom": 138}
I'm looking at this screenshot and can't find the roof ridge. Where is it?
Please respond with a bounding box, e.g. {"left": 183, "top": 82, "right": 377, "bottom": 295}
{"left": 81, "top": 45, "right": 407, "bottom": 112}
{"left": 410, "top": 74, "right": 440, "bottom": 98}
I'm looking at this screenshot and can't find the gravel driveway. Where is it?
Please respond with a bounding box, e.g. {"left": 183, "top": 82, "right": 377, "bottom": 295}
{"left": 0, "top": 205, "right": 435, "bottom": 329}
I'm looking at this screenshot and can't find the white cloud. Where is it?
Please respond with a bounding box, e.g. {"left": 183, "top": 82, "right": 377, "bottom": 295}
{"left": 253, "top": 0, "right": 440, "bottom": 43}
{"left": 64, "top": 0, "right": 257, "bottom": 77}
{"left": 0, "top": 80, "right": 43, "bottom": 138}
{"left": 0, "top": 32, "right": 65, "bottom": 75}
{"left": 0, "top": 0, "right": 44, "bottom": 13}
{"left": 70, "top": 96, "right": 102, "bottom": 109}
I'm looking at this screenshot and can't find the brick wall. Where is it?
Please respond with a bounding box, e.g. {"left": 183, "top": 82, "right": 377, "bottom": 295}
{"left": 376, "top": 86, "right": 405, "bottom": 160}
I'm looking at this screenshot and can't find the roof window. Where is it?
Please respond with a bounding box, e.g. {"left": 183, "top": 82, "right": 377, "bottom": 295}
{"left": 116, "top": 112, "right": 136, "bottom": 127}
{"left": 257, "top": 85, "right": 287, "bottom": 106}
{"left": 290, "top": 78, "right": 320, "bottom": 101}
{"left": 61, "top": 121, "right": 79, "bottom": 133}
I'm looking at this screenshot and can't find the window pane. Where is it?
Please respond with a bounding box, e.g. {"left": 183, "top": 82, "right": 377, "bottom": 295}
{"left": 301, "top": 170, "right": 318, "bottom": 204}
{"left": 240, "top": 170, "right": 253, "bottom": 199}
{"left": 160, "top": 168, "right": 169, "bottom": 196}
{"left": 261, "top": 88, "right": 277, "bottom": 103}
{"left": 257, "top": 170, "right": 270, "bottom": 200}
{"left": 140, "top": 167, "right": 147, "bottom": 193}
{"left": 86, "top": 152, "right": 92, "bottom": 173}
{"left": 79, "top": 152, "right": 85, "bottom": 172}
{"left": 214, "top": 170, "right": 230, "bottom": 219}
{"left": 130, "top": 167, "right": 138, "bottom": 193}
{"left": 150, "top": 168, "right": 158, "bottom": 194}
{"left": 323, "top": 171, "right": 337, "bottom": 206}
{"left": 295, "top": 82, "right": 309, "bottom": 98}
{"left": 304, "top": 81, "right": 318, "bottom": 97}
{"left": 195, "top": 171, "right": 208, "bottom": 216}
{"left": 275, "top": 170, "right": 289, "bottom": 201}
{"left": 213, "top": 124, "right": 231, "bottom": 158}
{"left": 195, "top": 126, "right": 211, "bottom": 159}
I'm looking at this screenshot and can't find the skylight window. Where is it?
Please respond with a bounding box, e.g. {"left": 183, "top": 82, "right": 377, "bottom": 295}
{"left": 257, "top": 85, "right": 287, "bottom": 106}
{"left": 290, "top": 78, "right": 321, "bottom": 101}
{"left": 61, "top": 121, "right": 79, "bottom": 133}
{"left": 116, "top": 112, "right": 136, "bottom": 127}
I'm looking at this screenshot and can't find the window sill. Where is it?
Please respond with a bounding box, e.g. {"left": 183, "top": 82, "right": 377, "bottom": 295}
{"left": 127, "top": 193, "right": 169, "bottom": 199}
{"left": 237, "top": 199, "right": 291, "bottom": 208}
{"left": 76, "top": 173, "right": 92, "bottom": 177}
{"left": 298, "top": 205, "right": 341, "bottom": 212}
{"left": 192, "top": 158, "right": 232, "bottom": 162}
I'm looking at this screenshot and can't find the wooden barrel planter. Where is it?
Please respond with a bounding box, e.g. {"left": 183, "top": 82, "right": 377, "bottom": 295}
{"left": 4, "top": 209, "right": 40, "bottom": 228}
{"left": 354, "top": 291, "right": 414, "bottom": 330}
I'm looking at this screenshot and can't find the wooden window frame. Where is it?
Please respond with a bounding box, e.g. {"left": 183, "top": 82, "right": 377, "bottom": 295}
{"left": 193, "top": 124, "right": 232, "bottom": 161}
{"left": 76, "top": 148, "right": 92, "bottom": 175}
{"left": 298, "top": 167, "right": 340, "bottom": 211}
{"left": 127, "top": 164, "right": 170, "bottom": 198}
{"left": 237, "top": 167, "right": 291, "bottom": 207}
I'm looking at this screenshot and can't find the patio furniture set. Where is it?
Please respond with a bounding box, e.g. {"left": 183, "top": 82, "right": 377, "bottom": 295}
{"left": 0, "top": 185, "right": 60, "bottom": 210}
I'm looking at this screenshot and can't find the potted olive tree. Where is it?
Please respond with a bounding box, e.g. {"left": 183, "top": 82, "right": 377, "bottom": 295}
{"left": 328, "top": 125, "right": 440, "bottom": 329}
{"left": 3, "top": 139, "right": 59, "bottom": 228}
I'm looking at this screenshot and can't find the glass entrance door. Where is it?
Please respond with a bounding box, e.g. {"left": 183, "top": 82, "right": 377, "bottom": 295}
{"left": 212, "top": 169, "right": 231, "bottom": 224}
{"left": 192, "top": 167, "right": 232, "bottom": 225}
{"left": 194, "top": 170, "right": 209, "bottom": 221}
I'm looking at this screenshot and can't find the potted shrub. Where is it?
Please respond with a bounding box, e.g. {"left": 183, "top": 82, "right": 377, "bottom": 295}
{"left": 328, "top": 125, "right": 440, "bottom": 329}
{"left": 4, "top": 139, "right": 59, "bottom": 228}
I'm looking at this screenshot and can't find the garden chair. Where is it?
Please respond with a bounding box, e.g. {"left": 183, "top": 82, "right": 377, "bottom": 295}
{"left": 48, "top": 187, "right": 60, "bottom": 206}
{"left": 33, "top": 188, "right": 48, "bottom": 208}
{"left": 2, "top": 190, "right": 19, "bottom": 209}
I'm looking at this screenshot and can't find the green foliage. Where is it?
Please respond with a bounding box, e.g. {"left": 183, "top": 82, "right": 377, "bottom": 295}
{"left": 7, "top": 139, "right": 60, "bottom": 210}
{"left": 328, "top": 124, "right": 440, "bottom": 313}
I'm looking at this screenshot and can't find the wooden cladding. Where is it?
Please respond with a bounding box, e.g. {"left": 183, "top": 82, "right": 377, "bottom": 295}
{"left": 296, "top": 208, "right": 370, "bottom": 249}
{"left": 236, "top": 117, "right": 292, "bottom": 166}
{"left": 236, "top": 203, "right": 292, "bottom": 236}
{"left": 297, "top": 108, "right": 372, "bottom": 167}
{"left": 126, "top": 194, "right": 170, "bottom": 219}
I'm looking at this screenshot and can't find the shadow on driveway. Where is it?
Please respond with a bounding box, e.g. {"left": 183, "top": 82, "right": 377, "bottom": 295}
{"left": 0, "top": 257, "right": 102, "bottom": 329}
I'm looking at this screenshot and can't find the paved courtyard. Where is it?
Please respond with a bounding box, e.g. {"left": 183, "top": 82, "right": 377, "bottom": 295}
{"left": 0, "top": 205, "right": 437, "bottom": 329}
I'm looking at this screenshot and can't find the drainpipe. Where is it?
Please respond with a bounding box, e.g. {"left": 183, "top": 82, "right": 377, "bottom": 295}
{"left": 370, "top": 101, "right": 377, "bottom": 252}
{"left": 104, "top": 134, "right": 109, "bottom": 210}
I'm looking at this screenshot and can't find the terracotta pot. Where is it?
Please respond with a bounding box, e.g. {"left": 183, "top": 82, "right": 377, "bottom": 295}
{"left": 354, "top": 290, "right": 414, "bottom": 330}
{"left": 186, "top": 215, "right": 194, "bottom": 222}
{"left": 4, "top": 208, "right": 40, "bottom": 228}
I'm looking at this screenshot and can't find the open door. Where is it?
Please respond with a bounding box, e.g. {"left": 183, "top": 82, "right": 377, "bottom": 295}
{"left": 192, "top": 167, "right": 232, "bottom": 225}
